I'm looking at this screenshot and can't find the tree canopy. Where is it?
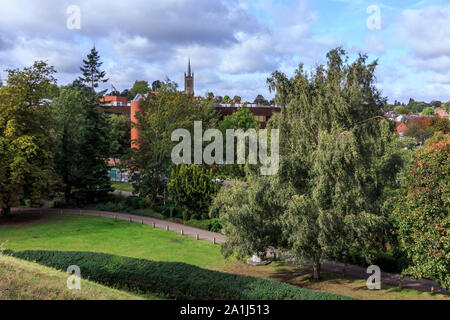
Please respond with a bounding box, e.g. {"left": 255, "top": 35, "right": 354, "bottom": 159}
{"left": 0, "top": 61, "right": 59, "bottom": 214}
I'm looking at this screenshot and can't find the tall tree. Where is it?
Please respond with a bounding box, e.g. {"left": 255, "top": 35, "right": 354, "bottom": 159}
{"left": 216, "top": 48, "right": 404, "bottom": 280}
{"left": 53, "top": 87, "right": 112, "bottom": 204}
{"left": 131, "top": 81, "right": 219, "bottom": 203}
{"left": 0, "top": 61, "right": 59, "bottom": 215}
{"left": 79, "top": 46, "right": 108, "bottom": 93}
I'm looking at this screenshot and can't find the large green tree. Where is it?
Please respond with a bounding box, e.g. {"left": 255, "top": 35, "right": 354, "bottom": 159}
{"left": 53, "top": 87, "right": 112, "bottom": 204}
{"left": 0, "top": 61, "right": 59, "bottom": 215}
{"left": 131, "top": 81, "right": 219, "bottom": 203}
{"left": 216, "top": 48, "right": 404, "bottom": 280}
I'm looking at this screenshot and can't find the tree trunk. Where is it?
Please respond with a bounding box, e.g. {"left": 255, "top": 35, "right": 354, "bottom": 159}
{"left": 313, "top": 260, "right": 321, "bottom": 281}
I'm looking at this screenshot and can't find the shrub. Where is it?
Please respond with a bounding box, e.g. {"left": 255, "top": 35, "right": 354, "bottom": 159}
{"left": 209, "top": 218, "right": 223, "bottom": 233}
{"left": 184, "top": 219, "right": 211, "bottom": 231}
{"left": 5, "top": 250, "right": 354, "bottom": 300}
{"left": 167, "top": 164, "right": 219, "bottom": 220}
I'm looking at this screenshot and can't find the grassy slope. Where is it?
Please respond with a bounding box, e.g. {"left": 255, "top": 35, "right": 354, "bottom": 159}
{"left": 0, "top": 254, "right": 148, "bottom": 300}
{"left": 0, "top": 213, "right": 448, "bottom": 300}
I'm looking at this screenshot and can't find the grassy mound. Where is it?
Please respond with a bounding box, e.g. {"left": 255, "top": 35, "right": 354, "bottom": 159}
{"left": 0, "top": 254, "right": 148, "bottom": 300}
{"left": 5, "top": 250, "right": 355, "bottom": 300}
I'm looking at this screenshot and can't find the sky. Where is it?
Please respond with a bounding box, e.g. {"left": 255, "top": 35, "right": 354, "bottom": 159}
{"left": 0, "top": 0, "right": 449, "bottom": 103}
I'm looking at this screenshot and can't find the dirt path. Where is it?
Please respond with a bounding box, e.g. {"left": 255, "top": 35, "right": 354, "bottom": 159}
{"left": 10, "top": 207, "right": 448, "bottom": 295}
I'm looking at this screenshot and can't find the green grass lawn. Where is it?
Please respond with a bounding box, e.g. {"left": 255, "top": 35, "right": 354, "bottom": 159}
{"left": 0, "top": 213, "right": 447, "bottom": 300}
{"left": 0, "top": 213, "right": 224, "bottom": 269}
{"left": 111, "top": 182, "right": 134, "bottom": 192}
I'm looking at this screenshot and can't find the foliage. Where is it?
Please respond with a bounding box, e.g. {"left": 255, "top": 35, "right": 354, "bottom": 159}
{"left": 151, "top": 80, "right": 162, "bottom": 92}
{"left": 79, "top": 47, "right": 108, "bottom": 92}
{"left": 254, "top": 94, "right": 270, "bottom": 105}
{"left": 393, "top": 134, "right": 449, "bottom": 289}
{"left": 422, "top": 107, "right": 435, "bottom": 116}
{"left": 406, "top": 99, "right": 428, "bottom": 114}
{"left": 6, "top": 250, "right": 353, "bottom": 300}
{"left": 429, "top": 116, "right": 450, "bottom": 133}
{"left": 219, "top": 48, "right": 403, "bottom": 280}
{"left": 218, "top": 107, "right": 261, "bottom": 178}
{"left": 130, "top": 80, "right": 150, "bottom": 99}
{"left": 167, "top": 164, "right": 219, "bottom": 220}
{"left": 211, "top": 177, "right": 293, "bottom": 259}
{"left": 53, "top": 88, "right": 112, "bottom": 204}
{"left": 106, "top": 114, "right": 131, "bottom": 163}
{"left": 394, "top": 106, "right": 409, "bottom": 115}
{"left": 0, "top": 61, "right": 59, "bottom": 215}
{"left": 131, "top": 82, "right": 219, "bottom": 203}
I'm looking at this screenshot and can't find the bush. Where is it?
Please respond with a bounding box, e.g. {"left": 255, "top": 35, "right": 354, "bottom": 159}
{"left": 5, "top": 250, "right": 354, "bottom": 300}
{"left": 209, "top": 218, "right": 222, "bottom": 233}
{"left": 167, "top": 164, "right": 219, "bottom": 220}
{"left": 184, "top": 219, "right": 211, "bottom": 231}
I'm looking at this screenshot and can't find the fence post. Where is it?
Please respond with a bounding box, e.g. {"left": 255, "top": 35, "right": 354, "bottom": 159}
{"left": 196, "top": 234, "right": 199, "bottom": 240}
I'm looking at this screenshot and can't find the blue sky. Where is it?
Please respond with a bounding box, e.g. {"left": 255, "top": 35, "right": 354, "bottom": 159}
{"left": 0, "top": 0, "right": 449, "bottom": 103}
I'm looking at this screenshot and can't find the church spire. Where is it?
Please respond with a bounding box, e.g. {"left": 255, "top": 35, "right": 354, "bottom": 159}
{"left": 184, "top": 57, "right": 194, "bottom": 95}
{"left": 188, "top": 57, "right": 192, "bottom": 76}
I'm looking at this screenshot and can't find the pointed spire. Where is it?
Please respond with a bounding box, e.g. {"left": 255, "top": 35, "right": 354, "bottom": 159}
{"left": 188, "top": 57, "right": 191, "bottom": 76}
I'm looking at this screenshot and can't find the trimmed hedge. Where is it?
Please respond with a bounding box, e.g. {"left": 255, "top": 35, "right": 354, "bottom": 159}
{"left": 5, "top": 250, "right": 354, "bottom": 300}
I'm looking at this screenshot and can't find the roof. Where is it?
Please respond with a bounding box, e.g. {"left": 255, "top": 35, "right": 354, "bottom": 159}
{"left": 396, "top": 122, "right": 408, "bottom": 134}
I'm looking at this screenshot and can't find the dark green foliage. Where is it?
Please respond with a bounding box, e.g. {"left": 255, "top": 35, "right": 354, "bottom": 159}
{"left": 184, "top": 219, "right": 212, "bottom": 231}
{"left": 337, "top": 246, "right": 410, "bottom": 274}
{"left": 94, "top": 195, "right": 148, "bottom": 213}
{"left": 5, "top": 250, "right": 354, "bottom": 300}
{"left": 79, "top": 47, "right": 108, "bottom": 92}
{"left": 53, "top": 88, "right": 112, "bottom": 205}
{"left": 167, "top": 164, "right": 219, "bottom": 220}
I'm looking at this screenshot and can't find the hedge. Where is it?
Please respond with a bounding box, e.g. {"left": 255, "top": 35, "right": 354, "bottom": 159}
{"left": 5, "top": 250, "right": 354, "bottom": 300}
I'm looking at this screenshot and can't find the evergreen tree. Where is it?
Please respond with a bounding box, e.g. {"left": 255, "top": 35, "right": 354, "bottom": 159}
{"left": 54, "top": 87, "right": 112, "bottom": 204}
{"left": 79, "top": 46, "right": 108, "bottom": 93}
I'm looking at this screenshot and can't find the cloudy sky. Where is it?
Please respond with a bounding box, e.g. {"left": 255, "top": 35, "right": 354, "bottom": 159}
{"left": 0, "top": 0, "right": 449, "bottom": 103}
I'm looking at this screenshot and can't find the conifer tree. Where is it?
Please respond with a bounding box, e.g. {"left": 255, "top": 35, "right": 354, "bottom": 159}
{"left": 79, "top": 46, "right": 108, "bottom": 93}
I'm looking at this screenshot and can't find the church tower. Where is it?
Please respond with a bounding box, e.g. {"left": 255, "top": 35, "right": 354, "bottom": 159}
{"left": 184, "top": 58, "right": 194, "bottom": 95}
